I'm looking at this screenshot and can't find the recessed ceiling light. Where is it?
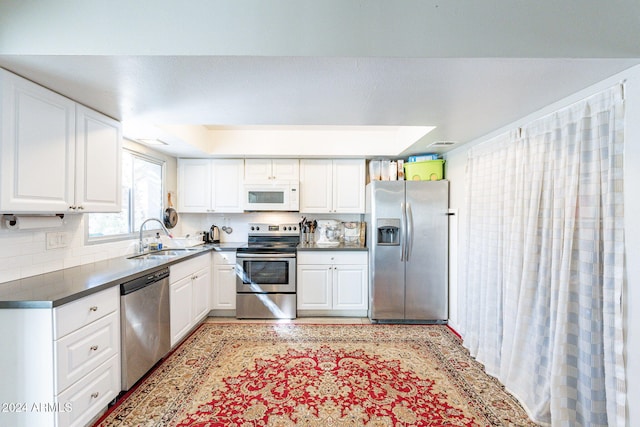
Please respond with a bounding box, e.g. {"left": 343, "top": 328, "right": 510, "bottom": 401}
{"left": 137, "top": 138, "right": 168, "bottom": 146}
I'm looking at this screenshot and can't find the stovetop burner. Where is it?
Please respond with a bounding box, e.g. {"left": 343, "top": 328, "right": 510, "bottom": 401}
{"left": 237, "top": 223, "right": 300, "bottom": 254}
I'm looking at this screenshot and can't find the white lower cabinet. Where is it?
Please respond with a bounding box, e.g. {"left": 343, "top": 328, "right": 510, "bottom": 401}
{"left": 211, "top": 251, "right": 237, "bottom": 313}
{"left": 169, "top": 254, "right": 211, "bottom": 347}
{"left": 0, "top": 286, "right": 121, "bottom": 427}
{"left": 56, "top": 354, "right": 120, "bottom": 427}
{"left": 297, "top": 251, "right": 368, "bottom": 316}
{"left": 169, "top": 275, "right": 193, "bottom": 346}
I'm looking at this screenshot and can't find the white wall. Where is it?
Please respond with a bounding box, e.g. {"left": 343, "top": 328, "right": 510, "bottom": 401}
{"left": 444, "top": 64, "right": 640, "bottom": 426}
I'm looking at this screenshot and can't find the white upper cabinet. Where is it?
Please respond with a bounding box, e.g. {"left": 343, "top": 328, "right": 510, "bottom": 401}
{"left": 177, "top": 158, "right": 211, "bottom": 212}
{"left": 244, "top": 158, "right": 299, "bottom": 181}
{"left": 299, "top": 159, "right": 333, "bottom": 212}
{"left": 332, "top": 159, "right": 366, "bottom": 213}
{"left": 0, "top": 69, "right": 122, "bottom": 214}
{"left": 299, "top": 159, "right": 365, "bottom": 213}
{"left": 1, "top": 70, "right": 76, "bottom": 213}
{"left": 74, "top": 105, "right": 122, "bottom": 212}
{"left": 211, "top": 159, "right": 244, "bottom": 212}
{"left": 177, "top": 158, "right": 244, "bottom": 213}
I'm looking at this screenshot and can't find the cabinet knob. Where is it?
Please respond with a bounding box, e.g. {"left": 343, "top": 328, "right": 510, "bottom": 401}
{"left": 90, "top": 345, "right": 99, "bottom": 351}
{"left": 91, "top": 392, "right": 99, "bottom": 399}
{"left": 89, "top": 306, "right": 98, "bottom": 312}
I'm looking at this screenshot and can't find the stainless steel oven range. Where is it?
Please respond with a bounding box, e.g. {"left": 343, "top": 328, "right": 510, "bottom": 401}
{"left": 236, "top": 223, "right": 299, "bottom": 319}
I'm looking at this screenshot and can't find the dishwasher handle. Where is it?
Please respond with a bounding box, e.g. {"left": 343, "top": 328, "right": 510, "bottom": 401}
{"left": 120, "top": 267, "right": 170, "bottom": 295}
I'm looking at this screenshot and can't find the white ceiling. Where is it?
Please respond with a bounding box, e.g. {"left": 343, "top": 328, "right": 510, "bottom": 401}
{"left": 1, "top": 1, "right": 639, "bottom": 158}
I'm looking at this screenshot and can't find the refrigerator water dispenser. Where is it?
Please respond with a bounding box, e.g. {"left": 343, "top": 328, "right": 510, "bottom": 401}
{"left": 376, "top": 219, "right": 400, "bottom": 245}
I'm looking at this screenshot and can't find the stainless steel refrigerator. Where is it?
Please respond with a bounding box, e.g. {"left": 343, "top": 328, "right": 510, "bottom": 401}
{"left": 365, "top": 180, "right": 449, "bottom": 323}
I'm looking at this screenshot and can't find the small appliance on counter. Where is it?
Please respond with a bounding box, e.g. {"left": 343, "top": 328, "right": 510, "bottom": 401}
{"left": 343, "top": 221, "right": 362, "bottom": 245}
{"left": 315, "top": 219, "right": 343, "bottom": 246}
{"left": 204, "top": 225, "right": 220, "bottom": 243}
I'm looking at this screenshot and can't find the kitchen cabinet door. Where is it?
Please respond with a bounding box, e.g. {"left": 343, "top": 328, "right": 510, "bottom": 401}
{"left": 245, "top": 159, "right": 299, "bottom": 181}
{"left": 244, "top": 159, "right": 272, "bottom": 180}
{"left": 0, "top": 69, "right": 76, "bottom": 213}
{"left": 211, "top": 264, "right": 237, "bottom": 310}
{"left": 75, "top": 105, "right": 122, "bottom": 212}
{"left": 299, "top": 159, "right": 333, "bottom": 213}
{"left": 332, "top": 159, "right": 365, "bottom": 213}
{"left": 192, "top": 266, "right": 211, "bottom": 323}
{"left": 177, "top": 158, "right": 211, "bottom": 212}
{"left": 211, "top": 159, "right": 244, "bottom": 212}
{"left": 299, "top": 159, "right": 365, "bottom": 214}
{"left": 272, "top": 159, "right": 299, "bottom": 180}
{"left": 211, "top": 252, "right": 237, "bottom": 310}
{"left": 297, "top": 264, "right": 332, "bottom": 310}
{"left": 333, "top": 264, "right": 368, "bottom": 310}
{"left": 169, "top": 275, "right": 193, "bottom": 346}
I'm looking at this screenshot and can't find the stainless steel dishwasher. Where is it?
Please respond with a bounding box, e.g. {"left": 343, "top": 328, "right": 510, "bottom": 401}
{"left": 120, "top": 267, "right": 171, "bottom": 391}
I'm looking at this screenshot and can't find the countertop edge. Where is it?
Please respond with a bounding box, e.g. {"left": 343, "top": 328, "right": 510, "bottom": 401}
{"left": 0, "top": 243, "right": 245, "bottom": 309}
{"left": 297, "top": 244, "right": 368, "bottom": 251}
{"left": 0, "top": 242, "right": 367, "bottom": 308}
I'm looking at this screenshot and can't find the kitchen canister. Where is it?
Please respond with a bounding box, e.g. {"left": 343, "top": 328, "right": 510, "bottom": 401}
{"left": 369, "top": 160, "right": 381, "bottom": 181}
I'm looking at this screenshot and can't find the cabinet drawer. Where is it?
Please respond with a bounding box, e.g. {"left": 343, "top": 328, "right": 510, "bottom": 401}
{"left": 298, "top": 251, "right": 367, "bottom": 265}
{"left": 170, "top": 253, "right": 210, "bottom": 282}
{"left": 56, "top": 354, "right": 120, "bottom": 427}
{"left": 55, "top": 310, "right": 119, "bottom": 393}
{"left": 213, "top": 251, "right": 236, "bottom": 265}
{"left": 54, "top": 287, "right": 118, "bottom": 338}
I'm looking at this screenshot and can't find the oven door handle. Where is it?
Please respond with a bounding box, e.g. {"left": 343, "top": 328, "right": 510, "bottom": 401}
{"left": 236, "top": 253, "right": 296, "bottom": 259}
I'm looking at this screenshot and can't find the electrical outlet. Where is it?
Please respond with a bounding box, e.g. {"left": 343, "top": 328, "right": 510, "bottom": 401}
{"left": 46, "top": 232, "right": 69, "bottom": 250}
{"left": 46, "top": 232, "right": 58, "bottom": 250}
{"left": 57, "top": 232, "right": 69, "bottom": 248}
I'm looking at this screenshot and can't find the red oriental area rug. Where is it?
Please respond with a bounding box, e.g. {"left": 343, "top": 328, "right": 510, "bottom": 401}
{"left": 95, "top": 323, "right": 537, "bottom": 426}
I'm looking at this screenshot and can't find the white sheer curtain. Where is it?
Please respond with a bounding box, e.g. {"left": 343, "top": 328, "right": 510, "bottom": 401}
{"left": 460, "top": 85, "right": 626, "bottom": 426}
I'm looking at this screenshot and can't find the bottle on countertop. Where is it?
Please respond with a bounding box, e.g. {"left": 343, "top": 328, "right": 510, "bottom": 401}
{"left": 149, "top": 232, "right": 162, "bottom": 251}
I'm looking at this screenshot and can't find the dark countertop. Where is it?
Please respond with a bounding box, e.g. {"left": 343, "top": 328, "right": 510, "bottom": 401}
{"left": 297, "top": 243, "right": 368, "bottom": 251}
{"left": 0, "top": 242, "right": 245, "bottom": 309}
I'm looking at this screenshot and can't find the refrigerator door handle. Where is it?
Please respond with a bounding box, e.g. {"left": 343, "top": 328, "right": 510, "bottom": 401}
{"left": 400, "top": 202, "right": 406, "bottom": 261}
{"left": 406, "top": 202, "right": 414, "bottom": 261}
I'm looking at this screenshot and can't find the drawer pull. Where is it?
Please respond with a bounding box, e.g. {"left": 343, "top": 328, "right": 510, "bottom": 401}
{"left": 89, "top": 306, "right": 98, "bottom": 312}
{"left": 90, "top": 345, "right": 99, "bottom": 351}
{"left": 91, "top": 392, "right": 99, "bottom": 399}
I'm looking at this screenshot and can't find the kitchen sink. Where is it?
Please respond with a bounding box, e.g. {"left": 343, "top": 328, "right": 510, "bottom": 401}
{"left": 128, "top": 248, "right": 202, "bottom": 260}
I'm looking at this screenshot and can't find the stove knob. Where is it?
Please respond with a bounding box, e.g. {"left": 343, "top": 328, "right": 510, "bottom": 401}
{"left": 256, "top": 226, "right": 260, "bottom": 231}
{"left": 293, "top": 226, "right": 297, "bottom": 231}
{"left": 250, "top": 226, "right": 254, "bottom": 231}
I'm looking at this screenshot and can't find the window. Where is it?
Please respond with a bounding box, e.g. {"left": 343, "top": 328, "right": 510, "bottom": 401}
{"left": 88, "top": 150, "right": 164, "bottom": 241}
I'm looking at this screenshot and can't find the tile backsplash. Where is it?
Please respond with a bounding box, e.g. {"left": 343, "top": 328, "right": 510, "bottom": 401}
{"left": 0, "top": 215, "right": 138, "bottom": 284}
{"left": 0, "top": 212, "right": 363, "bottom": 285}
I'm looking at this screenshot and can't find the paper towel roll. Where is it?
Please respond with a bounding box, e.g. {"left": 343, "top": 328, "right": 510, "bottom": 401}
{"left": 5, "top": 216, "right": 63, "bottom": 230}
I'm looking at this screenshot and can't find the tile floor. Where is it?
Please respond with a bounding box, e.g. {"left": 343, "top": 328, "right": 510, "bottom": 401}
{"left": 205, "top": 316, "right": 372, "bottom": 324}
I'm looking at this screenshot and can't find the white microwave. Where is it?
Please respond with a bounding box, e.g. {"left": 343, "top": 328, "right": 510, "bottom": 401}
{"left": 243, "top": 180, "right": 299, "bottom": 211}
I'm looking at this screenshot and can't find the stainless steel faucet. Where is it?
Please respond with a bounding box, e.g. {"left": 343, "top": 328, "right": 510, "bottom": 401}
{"left": 139, "top": 218, "right": 172, "bottom": 252}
